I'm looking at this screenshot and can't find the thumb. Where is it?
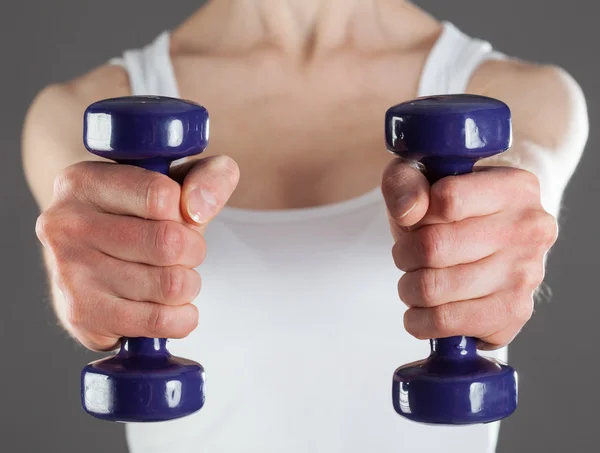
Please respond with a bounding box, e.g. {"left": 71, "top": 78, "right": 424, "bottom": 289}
{"left": 381, "top": 158, "right": 430, "bottom": 234}
{"left": 170, "top": 155, "right": 240, "bottom": 232}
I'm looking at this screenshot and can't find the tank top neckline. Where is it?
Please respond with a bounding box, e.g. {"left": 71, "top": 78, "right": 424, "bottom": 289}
{"left": 116, "top": 21, "right": 502, "bottom": 224}
{"left": 218, "top": 186, "right": 384, "bottom": 224}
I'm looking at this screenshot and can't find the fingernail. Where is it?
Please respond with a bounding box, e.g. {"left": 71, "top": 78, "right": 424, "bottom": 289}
{"left": 396, "top": 192, "right": 418, "bottom": 219}
{"left": 187, "top": 188, "right": 218, "bottom": 224}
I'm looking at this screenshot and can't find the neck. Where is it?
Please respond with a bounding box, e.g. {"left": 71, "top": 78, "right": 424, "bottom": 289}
{"left": 173, "top": 0, "right": 438, "bottom": 61}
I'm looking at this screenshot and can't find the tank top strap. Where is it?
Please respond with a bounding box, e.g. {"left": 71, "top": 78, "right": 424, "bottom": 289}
{"left": 112, "top": 22, "right": 503, "bottom": 100}
{"left": 418, "top": 21, "right": 506, "bottom": 97}
{"left": 109, "top": 31, "right": 180, "bottom": 98}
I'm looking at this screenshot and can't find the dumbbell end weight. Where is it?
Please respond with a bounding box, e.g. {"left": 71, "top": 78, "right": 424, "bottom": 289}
{"left": 391, "top": 338, "right": 517, "bottom": 425}
{"left": 386, "top": 95, "right": 518, "bottom": 425}
{"left": 81, "top": 96, "right": 209, "bottom": 422}
{"left": 81, "top": 339, "right": 205, "bottom": 422}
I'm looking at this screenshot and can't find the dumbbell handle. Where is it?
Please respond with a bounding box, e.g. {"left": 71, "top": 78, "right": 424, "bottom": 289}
{"left": 120, "top": 158, "right": 174, "bottom": 175}
{"left": 116, "top": 158, "right": 174, "bottom": 357}
{"left": 422, "top": 156, "right": 482, "bottom": 359}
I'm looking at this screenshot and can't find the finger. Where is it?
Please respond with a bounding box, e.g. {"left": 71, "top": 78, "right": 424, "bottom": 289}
{"left": 477, "top": 323, "right": 524, "bottom": 350}
{"left": 392, "top": 214, "right": 507, "bottom": 271}
{"left": 78, "top": 295, "right": 199, "bottom": 340}
{"left": 76, "top": 332, "right": 122, "bottom": 353}
{"left": 381, "top": 158, "right": 430, "bottom": 231}
{"left": 398, "top": 254, "right": 507, "bottom": 308}
{"left": 172, "top": 155, "right": 240, "bottom": 231}
{"left": 55, "top": 161, "right": 183, "bottom": 221}
{"left": 403, "top": 290, "right": 532, "bottom": 342}
{"left": 419, "top": 167, "right": 541, "bottom": 225}
{"left": 81, "top": 211, "right": 206, "bottom": 267}
{"left": 94, "top": 253, "right": 202, "bottom": 305}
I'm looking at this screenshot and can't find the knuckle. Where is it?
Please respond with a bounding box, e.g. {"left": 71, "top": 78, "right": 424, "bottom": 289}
{"left": 63, "top": 301, "right": 80, "bottom": 328}
{"left": 37, "top": 206, "right": 96, "bottom": 259}
{"left": 64, "top": 211, "right": 92, "bottom": 238}
{"left": 392, "top": 241, "right": 408, "bottom": 271}
{"left": 35, "top": 212, "right": 50, "bottom": 244}
{"left": 513, "top": 272, "right": 530, "bottom": 294}
{"left": 187, "top": 232, "right": 207, "bottom": 268}
{"left": 63, "top": 290, "right": 87, "bottom": 329}
{"left": 397, "top": 278, "right": 405, "bottom": 301}
{"left": 154, "top": 221, "right": 185, "bottom": 264}
{"left": 160, "top": 266, "right": 186, "bottom": 302}
{"left": 144, "top": 175, "right": 179, "bottom": 219}
{"left": 196, "top": 235, "right": 208, "bottom": 267}
{"left": 517, "top": 300, "right": 534, "bottom": 324}
{"left": 397, "top": 276, "right": 410, "bottom": 304}
{"left": 193, "top": 272, "right": 203, "bottom": 297}
{"left": 146, "top": 304, "right": 170, "bottom": 336}
{"left": 431, "top": 305, "right": 457, "bottom": 334}
{"left": 55, "top": 263, "right": 97, "bottom": 329}
{"left": 417, "top": 225, "right": 444, "bottom": 265}
{"left": 54, "top": 164, "right": 86, "bottom": 198}
{"left": 538, "top": 213, "right": 559, "bottom": 247}
{"left": 51, "top": 268, "right": 66, "bottom": 293}
{"left": 433, "top": 177, "right": 462, "bottom": 221}
{"left": 519, "top": 170, "right": 542, "bottom": 197}
{"left": 45, "top": 215, "right": 92, "bottom": 257}
{"left": 418, "top": 268, "right": 442, "bottom": 306}
{"left": 403, "top": 310, "right": 429, "bottom": 341}
{"left": 36, "top": 210, "right": 65, "bottom": 251}
{"left": 507, "top": 296, "right": 534, "bottom": 325}
{"left": 175, "top": 306, "right": 199, "bottom": 339}
{"left": 521, "top": 210, "right": 558, "bottom": 250}
{"left": 54, "top": 262, "right": 75, "bottom": 293}
{"left": 402, "top": 310, "right": 420, "bottom": 338}
{"left": 515, "top": 264, "right": 545, "bottom": 293}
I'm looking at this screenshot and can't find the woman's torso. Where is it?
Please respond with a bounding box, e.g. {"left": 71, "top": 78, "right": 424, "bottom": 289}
{"left": 110, "top": 20, "right": 509, "bottom": 453}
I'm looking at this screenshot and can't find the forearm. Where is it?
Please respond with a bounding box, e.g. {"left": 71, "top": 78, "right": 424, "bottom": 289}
{"left": 469, "top": 61, "right": 588, "bottom": 219}
{"left": 480, "top": 137, "right": 582, "bottom": 219}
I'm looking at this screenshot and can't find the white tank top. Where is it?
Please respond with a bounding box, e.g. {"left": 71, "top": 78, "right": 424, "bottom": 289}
{"left": 111, "top": 22, "right": 508, "bottom": 453}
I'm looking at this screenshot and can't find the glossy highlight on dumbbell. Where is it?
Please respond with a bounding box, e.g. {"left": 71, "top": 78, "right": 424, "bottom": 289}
{"left": 81, "top": 96, "right": 209, "bottom": 422}
{"left": 385, "top": 94, "right": 518, "bottom": 425}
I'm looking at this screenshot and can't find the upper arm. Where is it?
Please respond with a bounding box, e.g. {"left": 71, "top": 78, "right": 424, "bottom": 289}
{"left": 22, "top": 64, "right": 131, "bottom": 210}
{"left": 467, "top": 59, "right": 589, "bottom": 215}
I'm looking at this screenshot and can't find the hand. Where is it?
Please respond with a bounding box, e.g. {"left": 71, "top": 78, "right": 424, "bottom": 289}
{"left": 36, "top": 155, "right": 239, "bottom": 351}
{"left": 381, "top": 159, "right": 558, "bottom": 350}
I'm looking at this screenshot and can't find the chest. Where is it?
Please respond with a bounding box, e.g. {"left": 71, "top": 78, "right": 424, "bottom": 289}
{"left": 173, "top": 51, "right": 426, "bottom": 209}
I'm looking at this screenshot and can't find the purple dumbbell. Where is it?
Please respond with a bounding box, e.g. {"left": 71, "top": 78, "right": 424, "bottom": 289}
{"left": 81, "top": 96, "right": 209, "bottom": 422}
{"left": 385, "top": 94, "right": 518, "bottom": 425}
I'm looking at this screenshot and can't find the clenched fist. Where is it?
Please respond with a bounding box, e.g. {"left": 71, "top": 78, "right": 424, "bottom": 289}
{"left": 35, "top": 155, "right": 239, "bottom": 351}
{"left": 382, "top": 160, "right": 558, "bottom": 350}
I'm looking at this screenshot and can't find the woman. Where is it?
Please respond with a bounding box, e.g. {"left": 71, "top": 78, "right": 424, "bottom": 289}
{"left": 22, "top": 0, "right": 587, "bottom": 452}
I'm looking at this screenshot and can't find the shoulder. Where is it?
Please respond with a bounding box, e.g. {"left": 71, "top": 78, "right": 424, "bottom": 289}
{"left": 22, "top": 64, "right": 131, "bottom": 208}
{"left": 24, "top": 64, "right": 130, "bottom": 136}
{"left": 469, "top": 58, "right": 588, "bottom": 153}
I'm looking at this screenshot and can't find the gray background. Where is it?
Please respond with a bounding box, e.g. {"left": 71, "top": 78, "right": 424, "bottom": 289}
{"left": 1, "top": 1, "right": 597, "bottom": 452}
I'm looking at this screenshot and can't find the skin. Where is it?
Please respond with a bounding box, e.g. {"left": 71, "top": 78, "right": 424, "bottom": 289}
{"left": 22, "top": 0, "right": 588, "bottom": 353}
